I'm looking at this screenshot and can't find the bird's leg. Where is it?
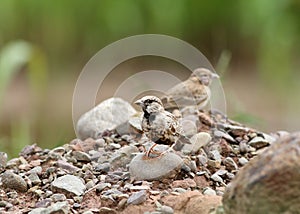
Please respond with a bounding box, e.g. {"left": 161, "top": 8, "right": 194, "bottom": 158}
{"left": 157, "top": 143, "right": 176, "bottom": 158}
{"left": 145, "top": 143, "right": 157, "bottom": 157}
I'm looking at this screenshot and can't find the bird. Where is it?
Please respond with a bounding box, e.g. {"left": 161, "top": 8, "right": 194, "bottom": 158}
{"left": 161, "top": 68, "right": 219, "bottom": 111}
{"left": 135, "top": 95, "right": 190, "bottom": 157}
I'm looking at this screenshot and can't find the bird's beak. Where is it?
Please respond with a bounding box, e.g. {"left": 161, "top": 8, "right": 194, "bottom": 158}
{"left": 134, "top": 99, "right": 143, "bottom": 106}
{"left": 212, "top": 73, "right": 219, "bottom": 79}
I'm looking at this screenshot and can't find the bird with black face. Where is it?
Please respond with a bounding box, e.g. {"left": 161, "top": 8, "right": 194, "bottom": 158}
{"left": 161, "top": 68, "right": 219, "bottom": 111}
{"left": 135, "top": 95, "right": 190, "bottom": 157}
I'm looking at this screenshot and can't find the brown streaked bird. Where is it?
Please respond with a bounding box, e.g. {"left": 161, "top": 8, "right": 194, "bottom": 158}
{"left": 135, "top": 96, "right": 190, "bottom": 157}
{"left": 161, "top": 68, "right": 219, "bottom": 111}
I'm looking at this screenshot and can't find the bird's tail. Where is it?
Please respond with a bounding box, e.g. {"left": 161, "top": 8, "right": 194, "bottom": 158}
{"left": 177, "top": 135, "right": 191, "bottom": 144}
{"left": 172, "top": 135, "right": 191, "bottom": 151}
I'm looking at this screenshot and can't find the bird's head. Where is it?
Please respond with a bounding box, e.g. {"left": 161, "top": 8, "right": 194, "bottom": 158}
{"left": 191, "top": 68, "right": 219, "bottom": 86}
{"left": 134, "top": 96, "right": 164, "bottom": 114}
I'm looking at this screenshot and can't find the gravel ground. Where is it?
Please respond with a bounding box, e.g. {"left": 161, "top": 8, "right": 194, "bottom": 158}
{"left": 0, "top": 109, "right": 276, "bottom": 214}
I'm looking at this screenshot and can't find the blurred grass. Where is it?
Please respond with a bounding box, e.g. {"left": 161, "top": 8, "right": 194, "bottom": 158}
{"left": 0, "top": 0, "right": 299, "bottom": 157}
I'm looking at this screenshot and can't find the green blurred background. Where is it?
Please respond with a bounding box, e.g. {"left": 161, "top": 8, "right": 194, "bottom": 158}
{"left": 1, "top": 0, "right": 300, "bottom": 158}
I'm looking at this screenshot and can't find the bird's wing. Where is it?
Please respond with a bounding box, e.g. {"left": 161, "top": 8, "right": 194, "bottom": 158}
{"left": 162, "top": 80, "right": 209, "bottom": 110}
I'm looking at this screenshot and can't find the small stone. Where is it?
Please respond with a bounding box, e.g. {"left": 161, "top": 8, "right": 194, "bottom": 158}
{"left": 238, "top": 157, "right": 248, "bottom": 166}
{"left": 50, "top": 146, "right": 66, "bottom": 154}
{"left": 118, "top": 145, "right": 139, "bottom": 157}
{"left": 226, "top": 172, "right": 235, "bottom": 180}
{"left": 28, "top": 173, "right": 41, "bottom": 185}
{"left": 159, "top": 205, "right": 174, "bottom": 214}
{"left": 215, "top": 169, "right": 228, "bottom": 176}
{"left": 248, "top": 136, "right": 270, "bottom": 149}
{"left": 5, "top": 158, "right": 20, "bottom": 168}
{"left": 239, "top": 141, "right": 249, "bottom": 153}
{"left": 118, "top": 198, "right": 127, "bottom": 209}
{"left": 85, "top": 180, "right": 95, "bottom": 190}
{"left": 51, "top": 193, "right": 67, "bottom": 202}
{"left": 29, "top": 166, "right": 43, "bottom": 175}
{"left": 203, "top": 187, "right": 216, "bottom": 196}
{"left": 127, "top": 190, "right": 147, "bottom": 205}
{"left": 0, "top": 201, "right": 9, "bottom": 207}
{"left": 214, "top": 130, "right": 235, "bottom": 142}
{"left": 207, "top": 159, "right": 221, "bottom": 168}
{"left": 182, "top": 132, "right": 212, "bottom": 154}
{"left": 96, "top": 183, "right": 111, "bottom": 192}
{"left": 110, "top": 143, "right": 121, "bottom": 149}
{"left": 52, "top": 175, "right": 86, "bottom": 196}
{"left": 20, "top": 144, "right": 41, "bottom": 156}
{"left": 57, "top": 160, "right": 80, "bottom": 173}
{"left": 208, "top": 150, "right": 222, "bottom": 162}
{"left": 72, "top": 151, "right": 91, "bottom": 162}
{"left": 129, "top": 185, "right": 150, "bottom": 191}
{"left": 29, "top": 201, "right": 69, "bottom": 214}
{"left": 99, "top": 207, "right": 117, "bottom": 214}
{"left": 197, "top": 155, "right": 207, "bottom": 166}
{"left": 1, "top": 171, "right": 27, "bottom": 192}
{"left": 172, "top": 188, "right": 187, "bottom": 194}
{"left": 73, "top": 203, "right": 81, "bottom": 209}
{"left": 35, "top": 198, "right": 52, "bottom": 208}
{"left": 211, "top": 173, "right": 223, "bottom": 183}
{"left": 0, "top": 152, "right": 7, "bottom": 168}
{"left": 95, "top": 162, "right": 110, "bottom": 173}
{"left": 223, "top": 157, "right": 238, "bottom": 171}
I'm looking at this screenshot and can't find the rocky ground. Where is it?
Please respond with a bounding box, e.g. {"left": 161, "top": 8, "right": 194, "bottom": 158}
{"left": 0, "top": 101, "right": 281, "bottom": 214}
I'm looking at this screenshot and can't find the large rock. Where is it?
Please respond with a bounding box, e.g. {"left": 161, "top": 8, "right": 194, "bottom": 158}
{"left": 129, "top": 153, "right": 183, "bottom": 181}
{"left": 76, "top": 97, "right": 136, "bottom": 139}
{"left": 223, "top": 132, "right": 300, "bottom": 214}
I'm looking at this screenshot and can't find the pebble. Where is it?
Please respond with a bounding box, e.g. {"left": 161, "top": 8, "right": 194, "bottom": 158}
{"left": 35, "top": 198, "right": 52, "bottom": 208}
{"left": 28, "top": 173, "right": 41, "bottom": 185}
{"left": 248, "top": 136, "right": 270, "bottom": 149}
{"left": 51, "top": 175, "right": 86, "bottom": 196}
{"left": 226, "top": 172, "right": 235, "bottom": 180}
{"left": 28, "top": 166, "right": 43, "bottom": 175}
{"left": 72, "top": 151, "right": 91, "bottom": 162}
{"left": 29, "top": 201, "right": 69, "bottom": 214}
{"left": 211, "top": 173, "right": 223, "bottom": 183}
{"left": 159, "top": 205, "right": 174, "bottom": 214}
{"left": 0, "top": 152, "right": 7, "bottom": 168}
{"left": 208, "top": 150, "right": 222, "bottom": 162}
{"left": 214, "top": 130, "right": 235, "bottom": 142}
{"left": 57, "top": 160, "right": 79, "bottom": 173}
{"left": 197, "top": 155, "right": 207, "bottom": 166}
{"left": 172, "top": 188, "right": 187, "bottom": 194}
{"left": 110, "top": 143, "right": 121, "bottom": 149}
{"left": 96, "top": 183, "right": 111, "bottom": 192}
{"left": 203, "top": 187, "right": 217, "bottom": 196}
{"left": 182, "top": 132, "right": 212, "bottom": 154}
{"left": 1, "top": 171, "right": 27, "bottom": 192}
{"left": 127, "top": 190, "right": 147, "bottom": 205}
{"left": 51, "top": 193, "right": 67, "bottom": 202}
{"left": 118, "top": 145, "right": 139, "bottom": 157}
{"left": 94, "top": 162, "right": 110, "bottom": 173}
{"left": 207, "top": 159, "right": 221, "bottom": 168}
{"left": 129, "top": 185, "right": 150, "bottom": 191}
{"left": 238, "top": 157, "right": 248, "bottom": 166}
{"left": 223, "top": 157, "right": 238, "bottom": 171}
